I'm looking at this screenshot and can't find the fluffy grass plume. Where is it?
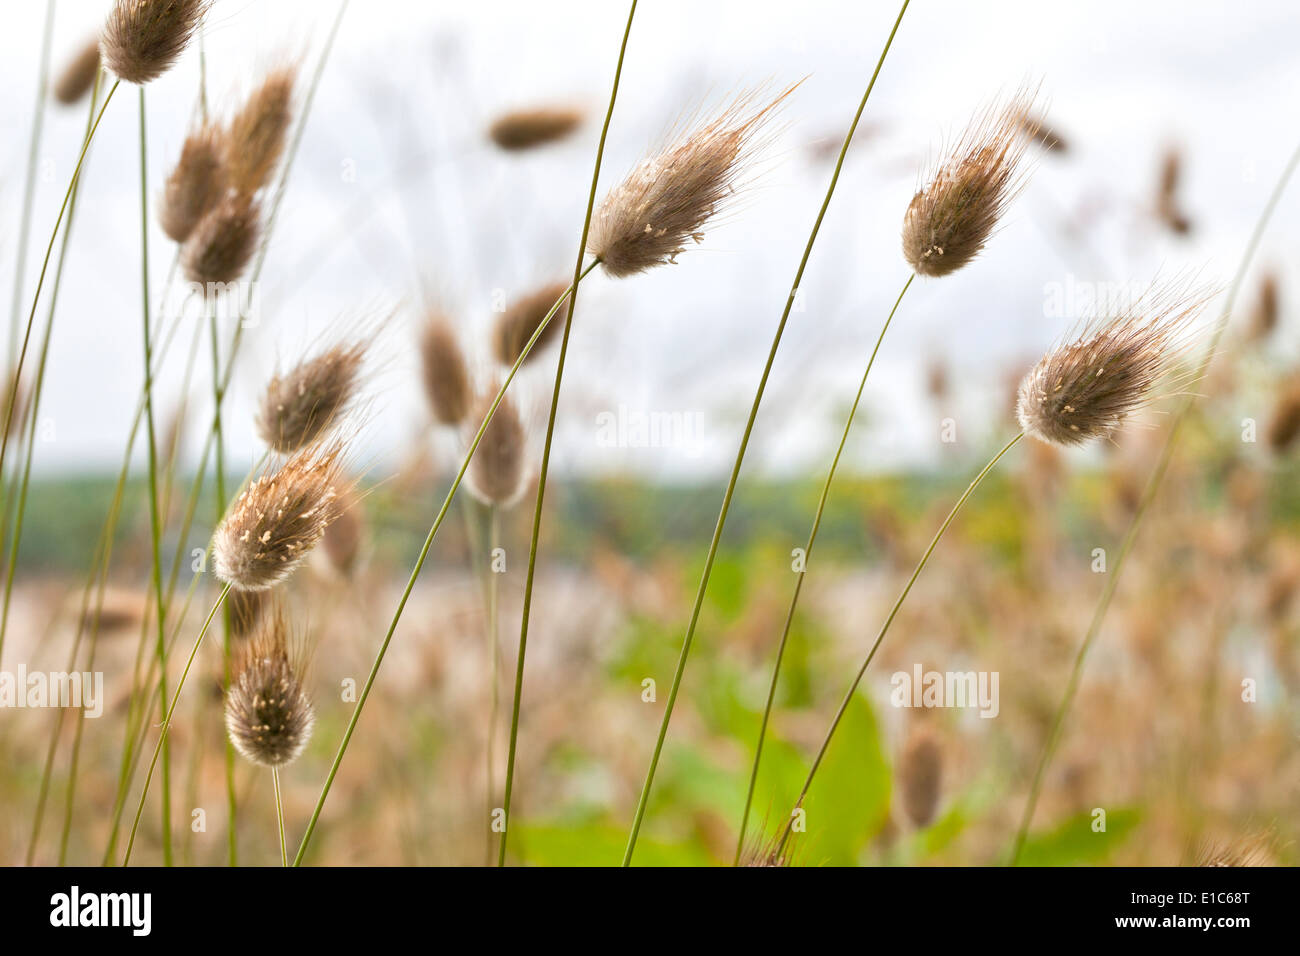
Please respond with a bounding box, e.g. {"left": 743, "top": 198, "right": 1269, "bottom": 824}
{"left": 419, "top": 315, "right": 472, "bottom": 427}
{"left": 100, "top": 0, "right": 209, "bottom": 85}
{"left": 53, "top": 39, "right": 101, "bottom": 106}
{"left": 160, "top": 123, "right": 227, "bottom": 243}
{"left": 225, "top": 65, "right": 298, "bottom": 197}
{"left": 1268, "top": 378, "right": 1300, "bottom": 454}
{"left": 587, "top": 84, "right": 796, "bottom": 277}
{"left": 321, "top": 489, "right": 365, "bottom": 577}
{"left": 1016, "top": 282, "right": 1211, "bottom": 447}
{"left": 181, "top": 194, "right": 261, "bottom": 284}
{"left": 212, "top": 441, "right": 348, "bottom": 592}
{"left": 492, "top": 280, "right": 571, "bottom": 367}
{"left": 488, "top": 106, "right": 583, "bottom": 151}
{"left": 898, "top": 725, "right": 943, "bottom": 828}
{"left": 225, "top": 610, "right": 314, "bottom": 768}
{"left": 255, "top": 340, "right": 367, "bottom": 454}
{"left": 466, "top": 381, "right": 529, "bottom": 508}
{"left": 902, "top": 89, "right": 1036, "bottom": 277}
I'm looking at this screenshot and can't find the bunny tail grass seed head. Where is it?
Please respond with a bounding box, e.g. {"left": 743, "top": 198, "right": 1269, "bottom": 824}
{"left": 256, "top": 340, "right": 367, "bottom": 454}
{"left": 181, "top": 194, "right": 261, "bottom": 285}
{"left": 1267, "top": 378, "right": 1300, "bottom": 455}
{"left": 419, "top": 315, "right": 472, "bottom": 427}
{"left": 225, "top": 611, "right": 314, "bottom": 768}
{"left": 493, "top": 280, "right": 572, "bottom": 367}
{"left": 213, "top": 441, "right": 349, "bottom": 592}
{"left": 53, "top": 39, "right": 102, "bottom": 105}
{"left": 488, "top": 105, "right": 584, "bottom": 151}
{"left": 226, "top": 587, "right": 268, "bottom": 640}
{"left": 1016, "top": 282, "right": 1212, "bottom": 447}
{"left": 160, "top": 123, "right": 227, "bottom": 243}
{"left": 100, "top": 0, "right": 209, "bottom": 85}
{"left": 225, "top": 64, "right": 298, "bottom": 197}
{"left": 587, "top": 83, "right": 797, "bottom": 278}
{"left": 899, "top": 726, "right": 943, "bottom": 828}
{"left": 1192, "top": 830, "right": 1275, "bottom": 867}
{"left": 467, "top": 382, "right": 529, "bottom": 508}
{"left": 321, "top": 489, "right": 365, "bottom": 577}
{"left": 902, "top": 89, "right": 1037, "bottom": 277}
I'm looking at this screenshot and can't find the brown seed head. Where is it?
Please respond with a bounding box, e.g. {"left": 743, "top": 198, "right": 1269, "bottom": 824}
{"left": 159, "top": 123, "right": 227, "bottom": 243}
{"left": 467, "top": 383, "right": 528, "bottom": 508}
{"left": 492, "top": 281, "right": 571, "bottom": 367}
{"left": 226, "top": 587, "right": 268, "bottom": 640}
{"left": 225, "top": 65, "right": 297, "bottom": 197}
{"left": 1248, "top": 272, "right": 1279, "bottom": 342}
{"left": 588, "top": 84, "right": 795, "bottom": 278}
{"left": 1193, "top": 831, "right": 1274, "bottom": 867}
{"left": 1156, "top": 147, "right": 1192, "bottom": 235}
{"left": 213, "top": 442, "right": 348, "bottom": 591}
{"left": 419, "top": 316, "right": 472, "bottom": 426}
{"left": 488, "top": 106, "right": 584, "bottom": 151}
{"left": 181, "top": 194, "right": 261, "bottom": 285}
{"left": 1015, "top": 107, "right": 1067, "bottom": 153}
{"left": 1267, "top": 377, "right": 1300, "bottom": 454}
{"left": 902, "top": 90, "right": 1036, "bottom": 277}
{"left": 1016, "top": 284, "right": 1210, "bottom": 447}
{"left": 321, "top": 489, "right": 365, "bottom": 577}
{"left": 899, "top": 726, "right": 943, "bottom": 828}
{"left": 737, "top": 828, "right": 795, "bottom": 868}
{"left": 224, "top": 611, "right": 314, "bottom": 768}
{"left": 256, "top": 341, "right": 367, "bottom": 454}
{"left": 100, "top": 0, "right": 209, "bottom": 85}
{"left": 53, "top": 39, "right": 102, "bottom": 105}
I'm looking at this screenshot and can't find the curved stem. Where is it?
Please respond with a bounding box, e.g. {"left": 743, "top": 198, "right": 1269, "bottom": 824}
{"left": 775, "top": 431, "right": 1024, "bottom": 856}
{"left": 208, "top": 305, "right": 237, "bottom": 866}
{"left": 122, "top": 583, "right": 232, "bottom": 866}
{"left": 136, "top": 87, "right": 175, "bottom": 867}
{"left": 485, "top": 504, "right": 500, "bottom": 866}
{"left": 273, "top": 768, "right": 287, "bottom": 867}
{"left": 292, "top": 260, "right": 598, "bottom": 866}
{"left": 622, "top": 0, "right": 911, "bottom": 866}
{"left": 497, "top": 0, "right": 637, "bottom": 870}
{"left": 6, "top": 0, "right": 56, "bottom": 366}
{"left": 1007, "top": 136, "right": 1300, "bottom": 864}
{"left": 19, "top": 69, "right": 103, "bottom": 866}
{"left": 734, "top": 272, "right": 914, "bottom": 863}
{"left": 0, "top": 78, "right": 119, "bottom": 666}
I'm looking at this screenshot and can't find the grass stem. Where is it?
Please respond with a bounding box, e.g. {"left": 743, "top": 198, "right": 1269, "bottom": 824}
{"left": 622, "top": 0, "right": 911, "bottom": 866}
{"left": 497, "top": 0, "right": 638, "bottom": 868}
{"left": 776, "top": 431, "right": 1025, "bottom": 857}
{"left": 734, "top": 271, "right": 914, "bottom": 863}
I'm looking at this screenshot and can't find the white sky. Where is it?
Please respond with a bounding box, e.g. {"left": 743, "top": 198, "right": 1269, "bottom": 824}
{"left": 3, "top": 0, "right": 1300, "bottom": 478}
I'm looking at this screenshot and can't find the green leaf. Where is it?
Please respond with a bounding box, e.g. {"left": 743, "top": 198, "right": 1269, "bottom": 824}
{"left": 1012, "top": 807, "right": 1141, "bottom": 866}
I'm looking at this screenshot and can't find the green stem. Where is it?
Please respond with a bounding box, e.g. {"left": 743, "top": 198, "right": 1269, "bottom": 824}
{"left": 122, "top": 583, "right": 232, "bottom": 866}
{"left": 209, "top": 305, "right": 237, "bottom": 867}
{"left": 137, "top": 87, "right": 175, "bottom": 867}
{"left": 1007, "top": 137, "right": 1300, "bottom": 864}
{"left": 622, "top": 0, "right": 911, "bottom": 866}
{"left": 293, "top": 260, "right": 598, "bottom": 866}
{"left": 17, "top": 68, "right": 103, "bottom": 866}
{"left": 734, "top": 272, "right": 914, "bottom": 864}
{"left": 0, "top": 78, "right": 119, "bottom": 666}
{"left": 485, "top": 503, "right": 500, "bottom": 867}
{"left": 777, "top": 431, "right": 1025, "bottom": 856}
{"left": 498, "top": 0, "right": 637, "bottom": 870}
{"left": 273, "top": 768, "right": 287, "bottom": 867}
{"left": 6, "top": 0, "right": 56, "bottom": 367}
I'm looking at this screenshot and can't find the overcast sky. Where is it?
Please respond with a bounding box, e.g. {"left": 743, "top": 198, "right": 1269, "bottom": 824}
{"left": 3, "top": 0, "right": 1299, "bottom": 479}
